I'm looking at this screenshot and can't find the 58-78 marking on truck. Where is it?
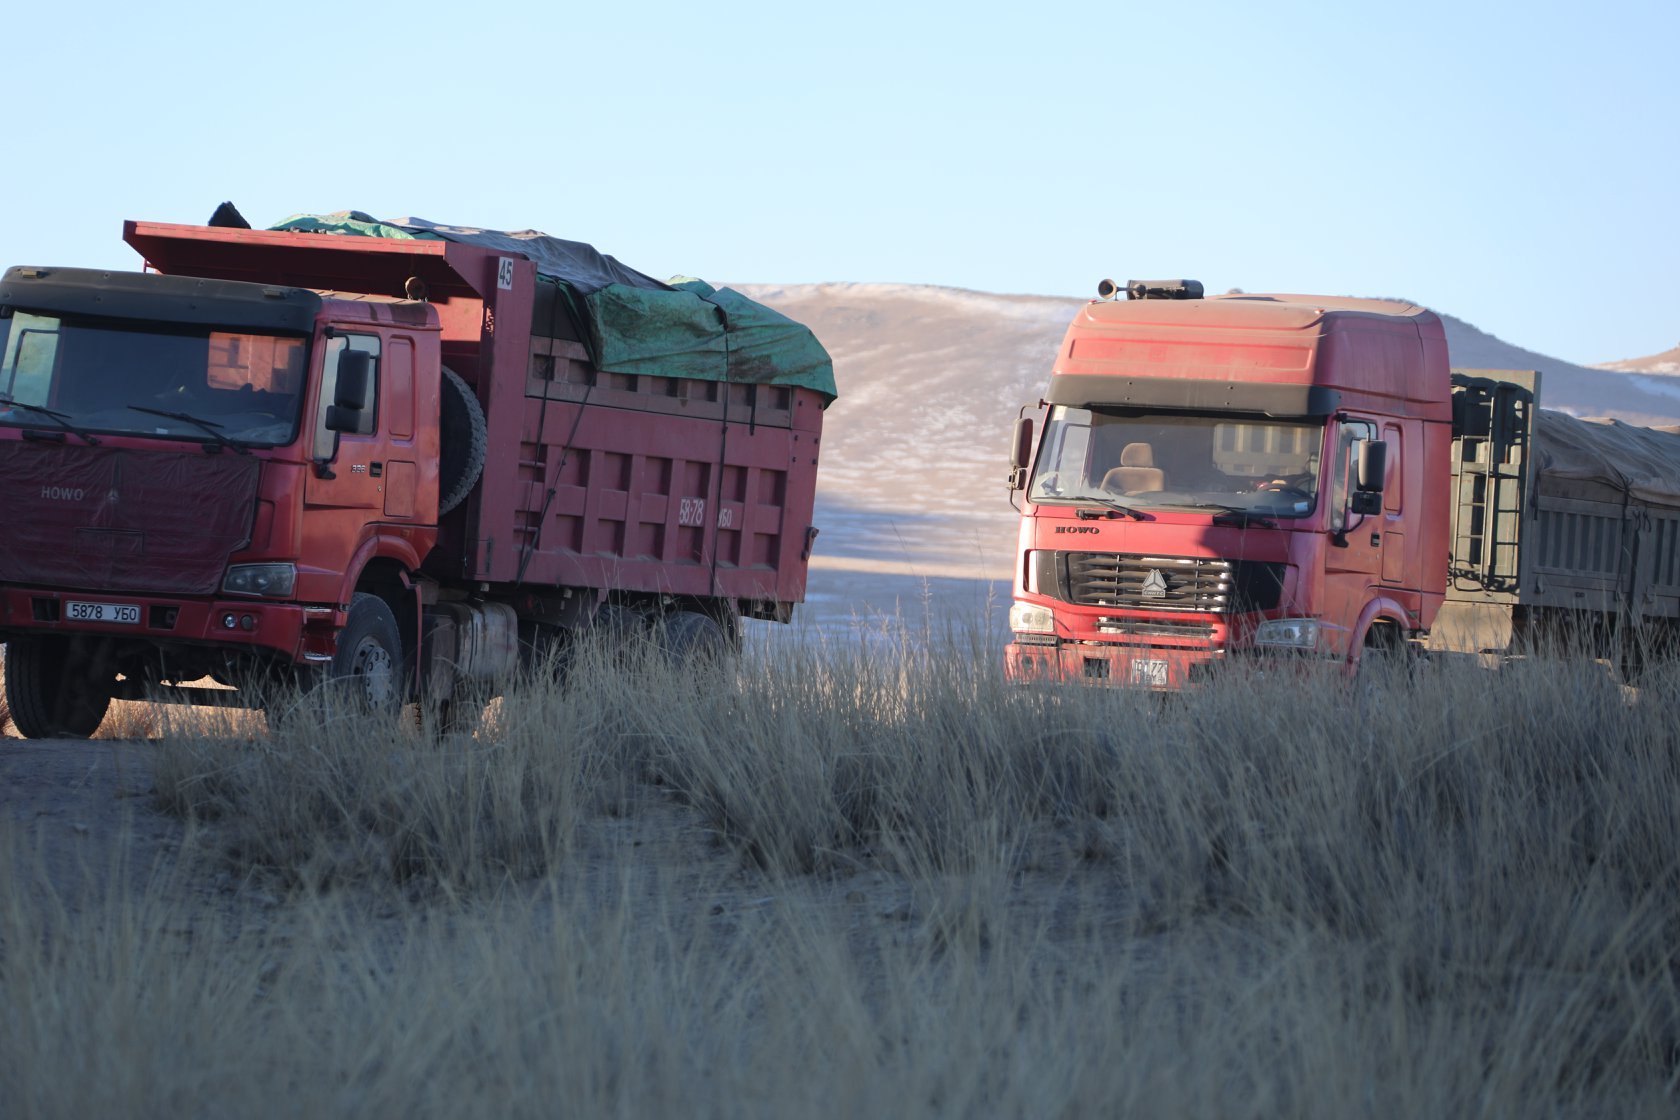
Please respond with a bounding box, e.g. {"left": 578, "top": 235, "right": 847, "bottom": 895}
{"left": 676, "top": 498, "right": 734, "bottom": 529}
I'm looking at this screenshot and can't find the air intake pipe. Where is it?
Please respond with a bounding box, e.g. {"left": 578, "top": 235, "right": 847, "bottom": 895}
{"left": 1096, "top": 278, "right": 1205, "bottom": 301}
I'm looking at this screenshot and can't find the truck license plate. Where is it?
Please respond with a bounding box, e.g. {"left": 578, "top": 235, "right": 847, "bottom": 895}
{"left": 66, "top": 601, "right": 141, "bottom": 625}
{"left": 1129, "top": 659, "right": 1169, "bottom": 687}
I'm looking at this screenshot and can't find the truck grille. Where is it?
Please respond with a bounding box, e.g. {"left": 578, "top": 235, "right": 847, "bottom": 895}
{"left": 1044, "top": 552, "right": 1285, "bottom": 614}
{"left": 1096, "top": 617, "right": 1217, "bottom": 640}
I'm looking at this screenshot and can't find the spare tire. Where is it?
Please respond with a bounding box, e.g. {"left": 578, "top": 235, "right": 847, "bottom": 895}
{"left": 439, "top": 366, "right": 488, "bottom": 515}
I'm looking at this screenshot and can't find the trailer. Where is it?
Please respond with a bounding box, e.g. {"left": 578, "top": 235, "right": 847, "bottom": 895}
{"left": 0, "top": 211, "right": 835, "bottom": 736}
{"left": 1432, "top": 369, "right": 1680, "bottom": 672}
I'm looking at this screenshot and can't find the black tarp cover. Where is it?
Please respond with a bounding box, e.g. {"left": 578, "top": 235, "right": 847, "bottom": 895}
{"left": 269, "top": 212, "right": 837, "bottom": 402}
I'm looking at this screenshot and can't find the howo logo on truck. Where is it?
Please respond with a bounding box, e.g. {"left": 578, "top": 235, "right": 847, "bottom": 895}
{"left": 40, "top": 486, "right": 86, "bottom": 501}
{"left": 1055, "top": 526, "right": 1100, "bottom": 534}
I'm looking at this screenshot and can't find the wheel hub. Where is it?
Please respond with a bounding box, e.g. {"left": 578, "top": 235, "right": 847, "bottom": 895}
{"left": 351, "top": 638, "right": 395, "bottom": 707}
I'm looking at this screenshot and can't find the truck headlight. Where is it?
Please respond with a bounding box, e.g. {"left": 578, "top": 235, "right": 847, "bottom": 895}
{"left": 223, "top": 563, "right": 297, "bottom": 598}
{"left": 1009, "top": 601, "right": 1055, "bottom": 634}
{"left": 1253, "top": 617, "right": 1322, "bottom": 650}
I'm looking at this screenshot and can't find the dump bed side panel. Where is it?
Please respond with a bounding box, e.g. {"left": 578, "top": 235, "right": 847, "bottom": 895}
{"left": 1638, "top": 511, "right": 1680, "bottom": 617}
{"left": 475, "top": 337, "right": 821, "bottom": 606}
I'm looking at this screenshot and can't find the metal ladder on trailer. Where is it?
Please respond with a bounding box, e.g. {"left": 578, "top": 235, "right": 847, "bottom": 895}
{"left": 1448, "top": 371, "right": 1539, "bottom": 598}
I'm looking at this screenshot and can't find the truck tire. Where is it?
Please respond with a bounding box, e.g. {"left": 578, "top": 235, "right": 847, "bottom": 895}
{"left": 659, "top": 611, "right": 735, "bottom": 668}
{"left": 439, "top": 366, "right": 488, "bottom": 516}
{"left": 328, "top": 593, "right": 404, "bottom": 714}
{"left": 581, "top": 604, "right": 651, "bottom": 664}
{"left": 5, "top": 636, "right": 111, "bottom": 739}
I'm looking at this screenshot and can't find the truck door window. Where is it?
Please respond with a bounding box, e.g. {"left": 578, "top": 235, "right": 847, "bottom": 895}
{"left": 386, "top": 337, "right": 415, "bottom": 441}
{"left": 314, "top": 334, "right": 381, "bottom": 460}
{"left": 1330, "top": 419, "right": 1378, "bottom": 531}
{"left": 1029, "top": 406, "right": 1094, "bottom": 497}
{"left": 1382, "top": 423, "right": 1402, "bottom": 513}
{"left": 0, "top": 312, "right": 61, "bottom": 406}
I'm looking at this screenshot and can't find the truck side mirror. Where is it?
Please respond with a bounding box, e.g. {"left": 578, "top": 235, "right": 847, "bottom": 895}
{"left": 1009, "top": 417, "right": 1034, "bottom": 490}
{"left": 1355, "top": 439, "right": 1387, "bottom": 493}
{"left": 324, "top": 405, "right": 361, "bottom": 433}
{"left": 1347, "top": 439, "right": 1387, "bottom": 515}
{"left": 335, "top": 349, "right": 373, "bottom": 411}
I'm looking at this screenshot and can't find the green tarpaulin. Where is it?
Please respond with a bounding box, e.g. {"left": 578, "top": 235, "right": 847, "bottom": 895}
{"left": 270, "top": 212, "right": 836, "bottom": 403}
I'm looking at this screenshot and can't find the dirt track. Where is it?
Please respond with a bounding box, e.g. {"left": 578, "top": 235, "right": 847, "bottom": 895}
{"left": 0, "top": 738, "right": 187, "bottom": 907}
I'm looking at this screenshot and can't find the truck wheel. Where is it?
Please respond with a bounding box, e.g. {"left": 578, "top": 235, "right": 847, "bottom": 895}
{"left": 519, "top": 622, "right": 577, "bottom": 685}
{"left": 439, "top": 366, "right": 487, "bottom": 515}
{"left": 582, "top": 604, "right": 651, "bottom": 663}
{"left": 660, "top": 611, "right": 735, "bottom": 668}
{"left": 5, "top": 636, "right": 112, "bottom": 739}
{"left": 328, "top": 593, "right": 404, "bottom": 714}
{"left": 1353, "top": 627, "right": 1411, "bottom": 714}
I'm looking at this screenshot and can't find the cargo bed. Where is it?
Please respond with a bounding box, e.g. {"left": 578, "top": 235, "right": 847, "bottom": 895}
{"left": 1432, "top": 369, "right": 1680, "bottom": 656}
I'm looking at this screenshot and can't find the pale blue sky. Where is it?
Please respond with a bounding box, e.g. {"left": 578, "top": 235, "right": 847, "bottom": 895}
{"left": 6, "top": 0, "right": 1674, "bottom": 364}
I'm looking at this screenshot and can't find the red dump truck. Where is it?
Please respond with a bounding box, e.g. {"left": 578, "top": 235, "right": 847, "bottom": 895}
{"left": 1005, "top": 279, "right": 1680, "bottom": 686}
{"left": 0, "top": 211, "right": 834, "bottom": 736}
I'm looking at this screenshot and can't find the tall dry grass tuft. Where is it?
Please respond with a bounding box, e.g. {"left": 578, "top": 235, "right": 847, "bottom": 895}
{"left": 151, "top": 643, "right": 644, "bottom": 891}
{"left": 6, "top": 813, "right": 1678, "bottom": 1117}
{"left": 120, "top": 621, "right": 1680, "bottom": 1110}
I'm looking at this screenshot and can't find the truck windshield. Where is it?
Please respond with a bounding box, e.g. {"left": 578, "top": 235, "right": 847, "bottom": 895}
{"left": 1029, "top": 406, "right": 1325, "bottom": 518}
{"left": 0, "top": 309, "right": 307, "bottom": 447}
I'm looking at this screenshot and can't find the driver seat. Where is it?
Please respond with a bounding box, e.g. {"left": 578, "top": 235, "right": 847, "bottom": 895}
{"left": 1101, "top": 443, "right": 1165, "bottom": 495}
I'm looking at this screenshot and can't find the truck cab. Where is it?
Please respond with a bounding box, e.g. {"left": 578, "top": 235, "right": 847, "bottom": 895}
{"left": 1006, "top": 282, "right": 1453, "bottom": 686}
{"left": 0, "top": 265, "right": 444, "bottom": 732}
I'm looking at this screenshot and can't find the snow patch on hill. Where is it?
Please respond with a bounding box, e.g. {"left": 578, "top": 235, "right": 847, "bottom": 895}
{"left": 1597, "top": 345, "right": 1680, "bottom": 376}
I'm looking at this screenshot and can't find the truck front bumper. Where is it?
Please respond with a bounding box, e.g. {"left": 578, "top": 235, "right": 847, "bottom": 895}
{"left": 0, "top": 585, "right": 341, "bottom": 665}
{"left": 1006, "top": 634, "right": 1351, "bottom": 690}
{"left": 1006, "top": 636, "right": 1227, "bottom": 689}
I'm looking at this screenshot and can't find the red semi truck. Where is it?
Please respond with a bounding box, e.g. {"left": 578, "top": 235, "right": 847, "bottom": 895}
{"left": 1005, "top": 279, "right": 1680, "bottom": 686}
{"left": 0, "top": 214, "right": 833, "bottom": 736}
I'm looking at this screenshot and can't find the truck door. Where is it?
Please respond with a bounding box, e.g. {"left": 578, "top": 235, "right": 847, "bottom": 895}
{"left": 300, "top": 331, "right": 425, "bottom": 593}
{"left": 303, "top": 331, "right": 423, "bottom": 522}
{"left": 1322, "top": 417, "right": 1383, "bottom": 655}
{"left": 304, "top": 332, "right": 385, "bottom": 513}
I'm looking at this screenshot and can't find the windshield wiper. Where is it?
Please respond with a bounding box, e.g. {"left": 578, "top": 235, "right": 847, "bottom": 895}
{"left": 1074, "top": 497, "right": 1151, "bottom": 521}
{"left": 1193, "top": 503, "right": 1280, "bottom": 529}
{"left": 126, "top": 405, "right": 253, "bottom": 455}
{"left": 0, "top": 396, "right": 102, "bottom": 445}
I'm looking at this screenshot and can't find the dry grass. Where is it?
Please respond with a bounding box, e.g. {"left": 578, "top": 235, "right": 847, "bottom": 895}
{"left": 5, "top": 627, "right": 1679, "bottom": 1117}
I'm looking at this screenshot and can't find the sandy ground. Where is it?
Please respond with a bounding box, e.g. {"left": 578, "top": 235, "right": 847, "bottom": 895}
{"left": 0, "top": 729, "right": 1133, "bottom": 977}
{"left": 0, "top": 737, "right": 178, "bottom": 907}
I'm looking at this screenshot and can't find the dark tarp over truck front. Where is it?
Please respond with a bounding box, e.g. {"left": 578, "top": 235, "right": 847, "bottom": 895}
{"left": 0, "top": 443, "right": 259, "bottom": 595}
{"left": 269, "top": 212, "right": 837, "bottom": 403}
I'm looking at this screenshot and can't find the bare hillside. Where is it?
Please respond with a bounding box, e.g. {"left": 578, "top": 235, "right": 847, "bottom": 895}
{"left": 1437, "top": 317, "right": 1680, "bottom": 424}
{"left": 1597, "top": 344, "right": 1680, "bottom": 376}
{"left": 739, "top": 283, "right": 1680, "bottom": 583}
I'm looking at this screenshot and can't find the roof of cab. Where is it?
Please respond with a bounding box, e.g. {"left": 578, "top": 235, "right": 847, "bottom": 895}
{"left": 1078, "top": 292, "right": 1434, "bottom": 332}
